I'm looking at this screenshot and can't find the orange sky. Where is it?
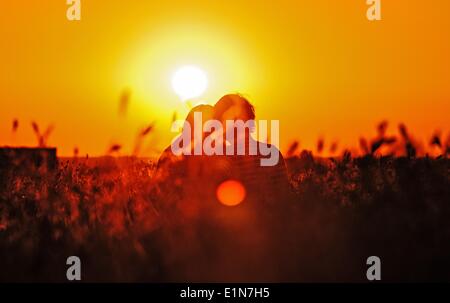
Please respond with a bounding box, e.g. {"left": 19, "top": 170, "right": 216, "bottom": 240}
{"left": 1, "top": 1, "right": 449, "bottom": 157}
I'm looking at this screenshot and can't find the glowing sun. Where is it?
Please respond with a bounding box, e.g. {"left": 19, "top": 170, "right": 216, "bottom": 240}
{"left": 171, "top": 65, "right": 208, "bottom": 101}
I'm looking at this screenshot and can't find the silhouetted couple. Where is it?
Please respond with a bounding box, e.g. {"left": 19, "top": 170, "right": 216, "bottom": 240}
{"left": 156, "top": 94, "right": 289, "bottom": 219}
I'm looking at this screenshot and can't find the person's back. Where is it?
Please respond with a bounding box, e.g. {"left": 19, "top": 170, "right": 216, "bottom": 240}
{"left": 213, "top": 94, "right": 290, "bottom": 206}
{"left": 155, "top": 104, "right": 217, "bottom": 221}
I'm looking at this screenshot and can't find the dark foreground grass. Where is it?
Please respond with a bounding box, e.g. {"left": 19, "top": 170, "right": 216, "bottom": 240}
{"left": 0, "top": 154, "right": 449, "bottom": 282}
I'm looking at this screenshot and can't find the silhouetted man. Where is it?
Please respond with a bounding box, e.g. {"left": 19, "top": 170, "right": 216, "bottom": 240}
{"left": 213, "top": 94, "right": 290, "bottom": 206}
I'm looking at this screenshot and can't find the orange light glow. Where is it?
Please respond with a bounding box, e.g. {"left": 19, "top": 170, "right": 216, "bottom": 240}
{"left": 216, "top": 180, "right": 246, "bottom": 206}
{"left": 0, "top": 1, "right": 449, "bottom": 156}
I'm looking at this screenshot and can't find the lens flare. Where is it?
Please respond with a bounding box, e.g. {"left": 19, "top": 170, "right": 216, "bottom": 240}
{"left": 216, "top": 179, "right": 246, "bottom": 206}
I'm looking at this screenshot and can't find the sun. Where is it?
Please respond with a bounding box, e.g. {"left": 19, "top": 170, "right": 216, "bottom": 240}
{"left": 171, "top": 65, "right": 208, "bottom": 101}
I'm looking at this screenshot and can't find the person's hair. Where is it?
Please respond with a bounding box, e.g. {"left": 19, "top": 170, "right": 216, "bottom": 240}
{"left": 214, "top": 94, "right": 255, "bottom": 121}
{"left": 183, "top": 104, "right": 214, "bottom": 132}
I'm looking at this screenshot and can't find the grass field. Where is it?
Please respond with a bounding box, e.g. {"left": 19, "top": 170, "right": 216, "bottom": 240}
{"left": 0, "top": 151, "right": 448, "bottom": 282}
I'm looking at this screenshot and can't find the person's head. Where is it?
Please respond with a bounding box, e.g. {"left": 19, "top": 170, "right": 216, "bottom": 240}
{"left": 214, "top": 94, "right": 255, "bottom": 122}
{"left": 183, "top": 104, "right": 214, "bottom": 139}
{"left": 214, "top": 94, "right": 255, "bottom": 138}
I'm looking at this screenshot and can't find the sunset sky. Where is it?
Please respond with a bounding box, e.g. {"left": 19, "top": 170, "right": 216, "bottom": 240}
{"left": 1, "top": 1, "right": 449, "bottom": 156}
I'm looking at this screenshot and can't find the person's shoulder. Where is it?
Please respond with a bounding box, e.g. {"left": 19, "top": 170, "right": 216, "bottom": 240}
{"left": 260, "top": 143, "right": 286, "bottom": 162}
{"left": 162, "top": 145, "right": 175, "bottom": 157}
{"left": 267, "top": 143, "right": 284, "bottom": 155}
{"left": 156, "top": 145, "right": 178, "bottom": 168}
